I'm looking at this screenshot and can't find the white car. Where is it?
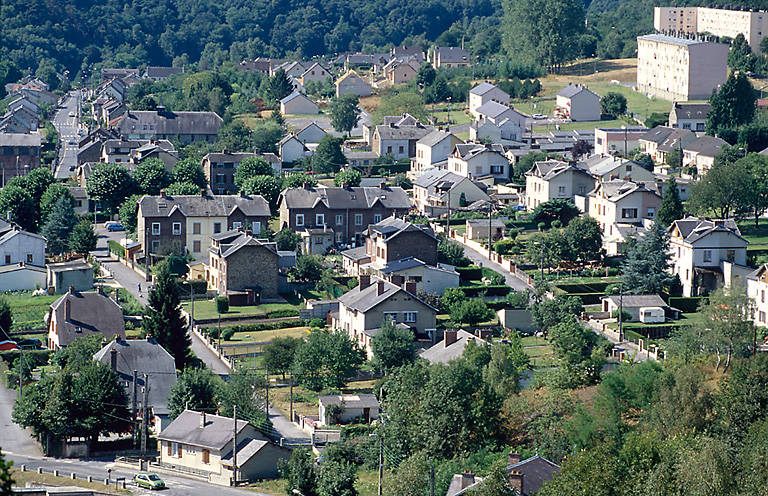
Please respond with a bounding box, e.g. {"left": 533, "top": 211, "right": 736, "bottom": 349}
{"left": 532, "top": 114, "right": 547, "bottom": 120}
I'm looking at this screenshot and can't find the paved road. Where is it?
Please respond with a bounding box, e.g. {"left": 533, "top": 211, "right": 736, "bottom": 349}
{"left": 52, "top": 90, "right": 81, "bottom": 179}
{"left": 461, "top": 243, "right": 530, "bottom": 291}
{"left": 0, "top": 383, "right": 41, "bottom": 458}
{"left": 3, "top": 453, "right": 271, "bottom": 496}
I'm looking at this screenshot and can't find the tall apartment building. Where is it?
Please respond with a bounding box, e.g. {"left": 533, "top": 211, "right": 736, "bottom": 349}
{"left": 654, "top": 6, "right": 768, "bottom": 53}
{"left": 636, "top": 34, "right": 729, "bottom": 101}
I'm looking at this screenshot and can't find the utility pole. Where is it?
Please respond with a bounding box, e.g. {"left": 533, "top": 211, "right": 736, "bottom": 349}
{"left": 18, "top": 343, "right": 23, "bottom": 400}
{"left": 487, "top": 201, "right": 493, "bottom": 260}
{"left": 430, "top": 463, "right": 435, "bottom": 496}
{"left": 289, "top": 373, "right": 294, "bottom": 422}
{"left": 132, "top": 370, "right": 138, "bottom": 448}
{"left": 377, "top": 434, "right": 383, "bottom": 496}
{"left": 190, "top": 284, "right": 194, "bottom": 329}
{"left": 265, "top": 364, "right": 270, "bottom": 416}
{"left": 232, "top": 405, "right": 238, "bottom": 485}
{"left": 618, "top": 285, "right": 624, "bottom": 342}
{"left": 141, "top": 374, "right": 149, "bottom": 457}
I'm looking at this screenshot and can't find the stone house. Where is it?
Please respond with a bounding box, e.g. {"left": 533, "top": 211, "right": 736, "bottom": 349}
{"left": 555, "top": 84, "right": 601, "bottom": 121}
{"left": 206, "top": 230, "right": 279, "bottom": 300}
{"left": 203, "top": 152, "right": 257, "bottom": 195}
{"left": 299, "top": 63, "right": 331, "bottom": 85}
{"left": 278, "top": 185, "right": 411, "bottom": 245}
{"left": 525, "top": 160, "right": 595, "bottom": 211}
{"left": 0, "top": 133, "right": 41, "bottom": 186}
{"left": 469, "top": 82, "right": 510, "bottom": 118}
{"left": 113, "top": 107, "right": 223, "bottom": 144}
{"left": 410, "top": 129, "right": 465, "bottom": 177}
{"left": 278, "top": 134, "right": 308, "bottom": 164}
{"left": 335, "top": 71, "right": 372, "bottom": 98}
{"left": 371, "top": 120, "right": 434, "bottom": 160}
{"left": 137, "top": 193, "right": 271, "bottom": 263}
{"left": 280, "top": 92, "right": 319, "bottom": 115}
{"left": 334, "top": 276, "right": 438, "bottom": 357}
{"left": 47, "top": 287, "right": 126, "bottom": 350}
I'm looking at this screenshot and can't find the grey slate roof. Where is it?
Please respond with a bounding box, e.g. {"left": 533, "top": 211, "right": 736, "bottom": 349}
{"left": 379, "top": 257, "right": 427, "bottom": 273}
{"left": 469, "top": 82, "right": 498, "bottom": 96}
{"left": 375, "top": 123, "right": 433, "bottom": 141}
{"left": 0, "top": 133, "right": 42, "bottom": 147}
{"left": 144, "top": 66, "right": 183, "bottom": 78}
{"left": 413, "top": 168, "right": 466, "bottom": 190}
{"left": 49, "top": 290, "right": 125, "bottom": 346}
{"left": 116, "top": 110, "right": 223, "bottom": 136}
{"left": 340, "top": 245, "right": 369, "bottom": 262}
{"left": 220, "top": 439, "right": 272, "bottom": 467}
{"left": 684, "top": 135, "right": 728, "bottom": 157}
{"left": 279, "top": 186, "right": 410, "bottom": 210}
{"left": 204, "top": 152, "right": 257, "bottom": 163}
{"left": 450, "top": 455, "right": 561, "bottom": 496}
{"left": 211, "top": 231, "right": 278, "bottom": 259}
{"left": 138, "top": 194, "right": 271, "bottom": 218}
{"left": 638, "top": 34, "right": 711, "bottom": 46}
{"left": 158, "top": 410, "right": 259, "bottom": 450}
{"left": 671, "top": 102, "right": 711, "bottom": 120}
{"left": 318, "top": 393, "right": 380, "bottom": 409}
{"left": 280, "top": 92, "right": 313, "bottom": 105}
{"left": 418, "top": 129, "right": 457, "bottom": 148}
{"left": 419, "top": 330, "right": 480, "bottom": 364}
{"left": 670, "top": 217, "right": 745, "bottom": 244}
{"left": 435, "top": 46, "right": 470, "bottom": 63}
{"left": 475, "top": 101, "right": 513, "bottom": 119}
{"left": 338, "top": 278, "right": 436, "bottom": 313}
{"left": 557, "top": 83, "right": 598, "bottom": 99}
{"left": 527, "top": 160, "right": 590, "bottom": 181}
{"left": 93, "top": 338, "right": 177, "bottom": 414}
{"left": 594, "top": 179, "right": 660, "bottom": 202}
{"left": 364, "top": 217, "right": 436, "bottom": 242}
{"left": 454, "top": 143, "right": 505, "bottom": 160}
{"left": 602, "top": 294, "right": 667, "bottom": 308}
{"left": 47, "top": 260, "right": 92, "bottom": 273}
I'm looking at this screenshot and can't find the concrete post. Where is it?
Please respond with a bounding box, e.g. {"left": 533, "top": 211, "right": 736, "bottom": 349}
{"left": 88, "top": 476, "right": 93, "bottom": 482}
{"left": 53, "top": 469, "right": 59, "bottom": 477}
{"left": 20, "top": 465, "right": 25, "bottom": 472}
{"left": 71, "top": 472, "right": 77, "bottom": 479}
{"left": 37, "top": 467, "right": 43, "bottom": 474}
{"left": 104, "top": 478, "right": 110, "bottom": 486}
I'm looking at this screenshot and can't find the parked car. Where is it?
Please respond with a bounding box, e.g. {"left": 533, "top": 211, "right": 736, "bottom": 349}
{"left": 532, "top": 114, "right": 546, "bottom": 120}
{"left": 107, "top": 223, "right": 125, "bottom": 232}
{"left": 134, "top": 473, "right": 165, "bottom": 490}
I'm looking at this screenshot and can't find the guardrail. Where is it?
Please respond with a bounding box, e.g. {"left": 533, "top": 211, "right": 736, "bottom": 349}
{"left": 17, "top": 463, "right": 127, "bottom": 493}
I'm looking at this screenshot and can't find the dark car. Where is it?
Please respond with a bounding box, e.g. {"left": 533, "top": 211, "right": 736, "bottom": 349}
{"left": 107, "top": 223, "right": 125, "bottom": 232}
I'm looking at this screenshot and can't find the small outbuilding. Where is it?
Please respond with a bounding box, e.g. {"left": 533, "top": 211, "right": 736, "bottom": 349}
{"left": 46, "top": 259, "right": 94, "bottom": 294}
{"left": 279, "top": 92, "right": 319, "bottom": 115}
{"left": 600, "top": 294, "right": 681, "bottom": 322}
{"left": 318, "top": 393, "right": 380, "bottom": 425}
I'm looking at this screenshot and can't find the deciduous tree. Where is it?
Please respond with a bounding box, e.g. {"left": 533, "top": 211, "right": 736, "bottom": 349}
{"left": 68, "top": 219, "right": 97, "bottom": 257}
{"left": 167, "top": 367, "right": 221, "bottom": 419}
{"left": 329, "top": 94, "right": 361, "bottom": 135}
{"left": 371, "top": 319, "right": 415, "bottom": 373}
{"left": 292, "top": 330, "right": 365, "bottom": 391}
{"left": 86, "top": 163, "right": 135, "bottom": 215}
{"left": 234, "top": 156, "right": 274, "bottom": 190}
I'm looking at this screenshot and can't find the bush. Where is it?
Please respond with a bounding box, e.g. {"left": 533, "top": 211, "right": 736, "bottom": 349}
{"left": 206, "top": 328, "right": 221, "bottom": 339}
{"left": 309, "top": 318, "right": 326, "bottom": 328}
{"left": 107, "top": 240, "right": 125, "bottom": 258}
{"left": 459, "top": 285, "right": 511, "bottom": 297}
{"left": 668, "top": 296, "right": 708, "bottom": 313}
{"left": 222, "top": 327, "right": 236, "bottom": 341}
{"left": 215, "top": 296, "right": 229, "bottom": 314}
{"left": 180, "top": 279, "right": 208, "bottom": 296}
{"left": 456, "top": 266, "right": 482, "bottom": 281}
{"left": 493, "top": 238, "right": 518, "bottom": 256}
{"left": 611, "top": 309, "right": 632, "bottom": 322}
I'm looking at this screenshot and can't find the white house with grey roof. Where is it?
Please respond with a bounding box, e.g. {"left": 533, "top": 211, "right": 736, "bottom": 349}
{"left": 279, "top": 92, "right": 319, "bottom": 115}
{"left": 318, "top": 394, "right": 380, "bottom": 425}
{"left": 0, "top": 227, "right": 45, "bottom": 268}
{"left": 556, "top": 84, "right": 600, "bottom": 121}
{"left": 669, "top": 217, "right": 748, "bottom": 296}
{"left": 412, "top": 168, "right": 490, "bottom": 216}
{"left": 448, "top": 143, "right": 509, "bottom": 181}
{"left": 411, "top": 129, "right": 464, "bottom": 177}
{"left": 638, "top": 126, "right": 697, "bottom": 165}
{"left": 158, "top": 409, "right": 290, "bottom": 485}
{"left": 334, "top": 276, "right": 437, "bottom": 358}
{"left": 432, "top": 46, "right": 471, "bottom": 69}
{"left": 473, "top": 101, "right": 525, "bottom": 127}
{"left": 278, "top": 134, "right": 309, "bottom": 164}
{"left": 295, "top": 122, "right": 328, "bottom": 145}
{"left": 683, "top": 135, "right": 728, "bottom": 175}
{"left": 581, "top": 155, "right": 656, "bottom": 183}
{"left": 113, "top": 107, "right": 222, "bottom": 144}
{"left": 47, "top": 287, "right": 126, "bottom": 350}
{"left": 669, "top": 102, "right": 711, "bottom": 131}
{"left": 469, "top": 82, "right": 509, "bottom": 118}
{"left": 94, "top": 336, "right": 177, "bottom": 432}
{"left": 525, "top": 160, "right": 595, "bottom": 210}
{"left": 419, "top": 329, "right": 484, "bottom": 364}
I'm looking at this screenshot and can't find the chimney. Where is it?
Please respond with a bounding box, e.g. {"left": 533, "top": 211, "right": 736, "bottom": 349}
{"left": 444, "top": 330, "right": 458, "bottom": 347}
{"left": 65, "top": 299, "right": 71, "bottom": 321}
{"left": 508, "top": 451, "right": 521, "bottom": 466}
{"left": 460, "top": 471, "right": 475, "bottom": 489}
{"left": 159, "top": 189, "right": 166, "bottom": 197}
{"left": 404, "top": 281, "right": 417, "bottom": 295}
{"left": 377, "top": 280, "right": 385, "bottom": 296}
{"left": 508, "top": 470, "right": 523, "bottom": 495}
{"left": 200, "top": 411, "right": 206, "bottom": 428}
{"left": 380, "top": 181, "right": 387, "bottom": 189}
{"left": 714, "top": 219, "right": 725, "bottom": 227}
{"left": 359, "top": 274, "right": 371, "bottom": 290}
{"left": 201, "top": 188, "right": 207, "bottom": 197}
{"left": 110, "top": 347, "right": 117, "bottom": 370}
{"left": 97, "top": 284, "right": 104, "bottom": 296}
{"left": 68, "top": 285, "right": 75, "bottom": 295}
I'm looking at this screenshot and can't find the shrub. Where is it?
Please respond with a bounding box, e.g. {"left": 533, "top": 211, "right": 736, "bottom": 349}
{"left": 611, "top": 309, "right": 632, "bottom": 322}
{"left": 221, "top": 327, "right": 236, "bottom": 341}
{"left": 309, "top": 318, "right": 326, "bottom": 328}
{"left": 215, "top": 296, "right": 229, "bottom": 314}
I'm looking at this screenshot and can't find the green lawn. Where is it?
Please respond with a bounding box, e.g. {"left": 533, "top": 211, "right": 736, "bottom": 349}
{"left": 430, "top": 107, "right": 472, "bottom": 126}
{"left": 738, "top": 219, "right": 768, "bottom": 246}
{"left": 2, "top": 292, "right": 59, "bottom": 331}
{"left": 183, "top": 300, "right": 298, "bottom": 320}
{"left": 226, "top": 326, "right": 309, "bottom": 342}
{"left": 532, "top": 118, "right": 627, "bottom": 132}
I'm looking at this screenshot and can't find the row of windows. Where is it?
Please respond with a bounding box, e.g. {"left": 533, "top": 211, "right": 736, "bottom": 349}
{"left": 166, "top": 442, "right": 210, "bottom": 463}
{"left": 295, "top": 213, "right": 380, "bottom": 227}
{"left": 384, "top": 311, "right": 418, "bottom": 323}
{"left": 3, "top": 254, "right": 34, "bottom": 264}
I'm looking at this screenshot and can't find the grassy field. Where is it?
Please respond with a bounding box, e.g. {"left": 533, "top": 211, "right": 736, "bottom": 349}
{"left": 268, "top": 378, "right": 379, "bottom": 419}
{"left": 226, "top": 326, "right": 309, "bottom": 343}
{"left": 10, "top": 469, "right": 131, "bottom": 495}
{"left": 246, "top": 469, "right": 381, "bottom": 496}
{"left": 182, "top": 300, "right": 298, "bottom": 320}
{"left": 2, "top": 292, "right": 59, "bottom": 331}
{"left": 738, "top": 218, "right": 768, "bottom": 246}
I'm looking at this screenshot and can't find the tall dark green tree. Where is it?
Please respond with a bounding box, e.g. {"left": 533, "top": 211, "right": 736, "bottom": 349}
{"left": 39, "top": 183, "right": 75, "bottom": 226}
{"left": 621, "top": 222, "right": 676, "bottom": 294}
{"left": 657, "top": 177, "right": 685, "bottom": 227}
{"left": 68, "top": 219, "right": 97, "bottom": 258}
{"left": 143, "top": 261, "right": 192, "bottom": 370}
{"left": 0, "top": 185, "right": 36, "bottom": 232}
{"left": 266, "top": 69, "right": 294, "bottom": 102}
{"left": 707, "top": 72, "right": 756, "bottom": 134}
{"left": 40, "top": 196, "right": 77, "bottom": 255}
{"left": 0, "top": 297, "right": 12, "bottom": 336}
{"left": 371, "top": 319, "right": 416, "bottom": 373}
{"left": 133, "top": 158, "right": 172, "bottom": 195}
{"left": 167, "top": 367, "right": 221, "bottom": 419}
{"left": 312, "top": 135, "right": 347, "bottom": 174}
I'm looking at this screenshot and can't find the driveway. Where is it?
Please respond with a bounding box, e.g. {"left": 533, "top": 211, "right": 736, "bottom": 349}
{"left": 461, "top": 243, "right": 531, "bottom": 292}
{"left": 0, "top": 383, "right": 41, "bottom": 457}
{"left": 52, "top": 90, "right": 81, "bottom": 179}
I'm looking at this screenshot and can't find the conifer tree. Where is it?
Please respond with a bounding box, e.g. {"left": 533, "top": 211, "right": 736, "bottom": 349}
{"left": 143, "top": 261, "right": 192, "bottom": 370}
{"left": 657, "top": 177, "right": 685, "bottom": 227}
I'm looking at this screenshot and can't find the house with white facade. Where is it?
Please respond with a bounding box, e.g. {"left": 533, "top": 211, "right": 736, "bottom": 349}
{"left": 468, "top": 83, "right": 510, "bottom": 118}
{"left": 638, "top": 127, "right": 697, "bottom": 164}
{"left": 525, "top": 160, "right": 595, "bottom": 210}
{"left": 470, "top": 117, "right": 524, "bottom": 144}
{"left": 594, "top": 127, "right": 649, "bottom": 156}
{"left": 410, "top": 129, "right": 464, "bottom": 177}
{"left": 683, "top": 135, "right": 728, "bottom": 175}
{"left": 581, "top": 155, "right": 657, "bottom": 183}
{"left": 747, "top": 264, "right": 768, "bottom": 327}
{"left": 335, "top": 71, "right": 372, "bottom": 97}
{"left": 669, "top": 102, "right": 711, "bottom": 131}
{"left": 412, "top": 168, "right": 489, "bottom": 216}
{"left": 298, "top": 63, "right": 330, "bottom": 85}
{"left": 295, "top": 122, "right": 328, "bottom": 145}
{"left": 278, "top": 134, "right": 309, "bottom": 164}
{"left": 279, "top": 92, "right": 319, "bottom": 115}
{"left": 448, "top": 143, "right": 509, "bottom": 181}
{"left": 474, "top": 101, "right": 525, "bottom": 127}
{"left": 555, "top": 84, "right": 601, "bottom": 121}
{"left": 0, "top": 228, "right": 46, "bottom": 267}
{"left": 669, "top": 217, "right": 748, "bottom": 297}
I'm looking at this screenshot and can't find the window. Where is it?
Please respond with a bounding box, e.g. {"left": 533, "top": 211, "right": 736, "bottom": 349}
{"left": 151, "top": 240, "right": 159, "bottom": 253}
{"left": 490, "top": 165, "right": 504, "bottom": 175}
{"left": 404, "top": 311, "right": 417, "bottom": 323}
{"left": 190, "top": 240, "right": 200, "bottom": 253}
{"left": 578, "top": 186, "right": 586, "bottom": 195}
{"left": 202, "top": 449, "right": 210, "bottom": 464}
{"left": 686, "top": 269, "right": 689, "bottom": 280}
{"left": 336, "top": 215, "right": 343, "bottom": 226}
{"left": 296, "top": 214, "right": 304, "bottom": 226}
{"left": 171, "top": 442, "right": 181, "bottom": 458}
{"left": 387, "top": 146, "right": 392, "bottom": 154}
{"left": 558, "top": 186, "right": 566, "bottom": 195}
{"left": 151, "top": 223, "right": 161, "bottom": 235}
{"left": 213, "top": 222, "right": 222, "bottom": 234}
{"left": 316, "top": 214, "right": 325, "bottom": 225}
{"left": 3, "top": 255, "right": 9, "bottom": 264}
{"left": 193, "top": 223, "right": 201, "bottom": 234}
{"left": 621, "top": 208, "right": 638, "bottom": 219}
{"left": 26, "top": 254, "right": 33, "bottom": 263}
{"left": 232, "top": 221, "right": 242, "bottom": 230}
{"left": 172, "top": 222, "right": 182, "bottom": 235}
{"left": 626, "top": 164, "right": 632, "bottom": 172}
{"left": 383, "top": 312, "right": 397, "bottom": 322}
{"left": 355, "top": 214, "right": 363, "bottom": 226}
{"left": 682, "top": 123, "right": 691, "bottom": 130}
{"left": 252, "top": 222, "right": 261, "bottom": 234}
{"left": 374, "top": 214, "right": 382, "bottom": 223}
{"left": 762, "top": 290, "right": 765, "bottom": 303}
{"left": 216, "top": 173, "right": 226, "bottom": 184}
{"left": 761, "top": 311, "right": 767, "bottom": 323}
{"left": 398, "top": 146, "right": 404, "bottom": 154}
{"left": 647, "top": 208, "right": 655, "bottom": 218}
{"left": 703, "top": 250, "right": 712, "bottom": 263}
{"left": 727, "top": 250, "right": 736, "bottom": 262}
{"left": 167, "top": 442, "right": 172, "bottom": 456}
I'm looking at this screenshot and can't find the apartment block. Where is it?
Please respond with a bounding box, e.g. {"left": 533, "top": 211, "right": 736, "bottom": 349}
{"left": 637, "top": 34, "right": 728, "bottom": 101}
{"left": 655, "top": 6, "right": 768, "bottom": 53}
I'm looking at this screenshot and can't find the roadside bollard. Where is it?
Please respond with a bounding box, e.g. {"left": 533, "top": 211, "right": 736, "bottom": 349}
{"left": 88, "top": 476, "right": 93, "bottom": 482}
{"left": 20, "top": 465, "right": 25, "bottom": 472}
{"left": 71, "top": 472, "right": 76, "bottom": 479}
{"left": 37, "top": 467, "right": 43, "bottom": 474}
{"left": 104, "top": 478, "right": 109, "bottom": 486}
{"left": 53, "top": 470, "right": 59, "bottom": 477}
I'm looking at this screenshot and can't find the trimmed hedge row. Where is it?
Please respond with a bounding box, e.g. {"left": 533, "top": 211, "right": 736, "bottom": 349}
{"left": 567, "top": 292, "right": 604, "bottom": 305}
{"left": 200, "top": 318, "right": 313, "bottom": 335}
{"left": 107, "top": 240, "right": 125, "bottom": 258}
{"left": 554, "top": 282, "right": 613, "bottom": 293}
{"left": 180, "top": 279, "right": 209, "bottom": 296}
{"left": 668, "top": 296, "right": 708, "bottom": 313}
{"left": 0, "top": 349, "right": 51, "bottom": 367}
{"left": 459, "top": 285, "right": 511, "bottom": 297}
{"left": 456, "top": 266, "right": 482, "bottom": 281}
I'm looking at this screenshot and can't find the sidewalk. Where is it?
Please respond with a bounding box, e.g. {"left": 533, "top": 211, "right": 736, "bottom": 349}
{"left": 584, "top": 319, "right": 650, "bottom": 362}
{"left": 461, "top": 243, "right": 530, "bottom": 291}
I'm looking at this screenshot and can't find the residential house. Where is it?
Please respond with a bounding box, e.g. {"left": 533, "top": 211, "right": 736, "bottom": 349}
{"left": 669, "top": 217, "right": 748, "bottom": 297}
{"left": 46, "top": 259, "right": 93, "bottom": 294}
{"left": 586, "top": 180, "right": 662, "bottom": 255}
{"left": 377, "top": 257, "right": 459, "bottom": 295}
{"left": 101, "top": 68, "right": 139, "bottom": 81}
{"left": 298, "top": 63, "right": 331, "bottom": 85}
{"left": 447, "top": 453, "right": 561, "bottom": 496}
{"left": 0, "top": 228, "right": 45, "bottom": 267}
{"left": 638, "top": 126, "right": 697, "bottom": 164}
{"left": 344, "top": 150, "right": 379, "bottom": 168}
{"left": 525, "top": 160, "right": 595, "bottom": 210}
{"left": 669, "top": 102, "right": 711, "bottom": 131}
{"left": 17, "top": 87, "right": 57, "bottom": 106}
{"left": 272, "top": 61, "right": 307, "bottom": 78}
{"left": 412, "top": 168, "right": 490, "bottom": 216}
{"left": 113, "top": 107, "right": 223, "bottom": 144}
{"left": 0, "top": 133, "right": 41, "bottom": 185}
{"left": 295, "top": 122, "right": 328, "bottom": 145}
{"left": 448, "top": 143, "right": 509, "bottom": 181}
{"left": 4, "top": 76, "right": 49, "bottom": 95}
{"left": 137, "top": 193, "right": 271, "bottom": 263}
{"left": 299, "top": 228, "right": 335, "bottom": 255}
{"left": 94, "top": 336, "right": 177, "bottom": 432}
{"left": 343, "top": 54, "right": 375, "bottom": 71}
{"left": 391, "top": 45, "right": 425, "bottom": 59}
{"left": 382, "top": 58, "right": 421, "bottom": 85}
{"left": 158, "top": 410, "right": 290, "bottom": 485}
{"left": 278, "top": 134, "right": 309, "bottom": 164}
{"left": 469, "top": 117, "right": 524, "bottom": 144}
{"left": 411, "top": 129, "right": 464, "bottom": 177}
{"left": 419, "top": 329, "right": 486, "bottom": 364}
{"left": 0, "top": 263, "right": 46, "bottom": 291}
{"left": 318, "top": 394, "right": 380, "bottom": 425}
{"left": 335, "top": 71, "right": 373, "bottom": 98}
{"left": 432, "top": 46, "right": 471, "bottom": 69}
{"left": 683, "top": 135, "right": 727, "bottom": 175}
{"left": 555, "top": 84, "right": 601, "bottom": 121}
{"left": 474, "top": 101, "right": 525, "bottom": 126}
{"left": 334, "top": 276, "right": 438, "bottom": 357}
{"left": 600, "top": 294, "right": 681, "bottom": 322}
{"left": 371, "top": 118, "right": 433, "bottom": 160}
{"left": 206, "top": 230, "right": 279, "bottom": 300}
{"left": 129, "top": 141, "right": 179, "bottom": 169}
{"left": 202, "top": 151, "right": 280, "bottom": 195}
{"left": 47, "top": 287, "right": 126, "bottom": 350}
{"left": 0, "top": 112, "right": 35, "bottom": 134}
{"left": 143, "top": 66, "right": 183, "bottom": 81}
{"left": 581, "top": 155, "right": 657, "bottom": 183}
{"left": 279, "top": 92, "right": 319, "bottom": 115}
{"left": 95, "top": 78, "right": 128, "bottom": 102}
{"left": 278, "top": 185, "right": 411, "bottom": 245}
{"left": 8, "top": 96, "right": 39, "bottom": 116}
{"left": 748, "top": 264, "right": 768, "bottom": 327}
{"left": 594, "top": 127, "right": 649, "bottom": 156}
{"left": 637, "top": 34, "right": 728, "bottom": 101}
{"left": 238, "top": 57, "right": 274, "bottom": 74}
{"left": 466, "top": 218, "right": 505, "bottom": 241}
{"left": 469, "top": 83, "right": 510, "bottom": 118}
